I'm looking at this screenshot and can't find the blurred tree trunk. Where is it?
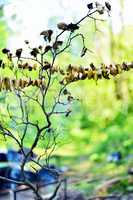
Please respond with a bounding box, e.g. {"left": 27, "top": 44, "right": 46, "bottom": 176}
{"left": 109, "top": 0, "right": 129, "bottom": 111}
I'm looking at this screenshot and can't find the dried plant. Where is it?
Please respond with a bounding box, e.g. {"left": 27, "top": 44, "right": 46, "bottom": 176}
{"left": 0, "top": 1, "right": 132, "bottom": 199}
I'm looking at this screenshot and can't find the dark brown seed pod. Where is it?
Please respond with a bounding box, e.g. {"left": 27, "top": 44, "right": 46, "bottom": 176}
{"left": 59, "top": 69, "right": 65, "bottom": 75}
{"left": 40, "top": 29, "right": 53, "bottom": 42}
{"left": 0, "top": 79, "right": 2, "bottom": 91}
{"left": 32, "top": 79, "right": 41, "bottom": 87}
{"left": 122, "top": 62, "right": 129, "bottom": 71}
{"left": 42, "top": 62, "right": 51, "bottom": 70}
{"left": 23, "top": 80, "right": 28, "bottom": 87}
{"left": 63, "top": 89, "right": 68, "bottom": 95}
{"left": 16, "top": 48, "right": 22, "bottom": 59}
{"left": 24, "top": 40, "right": 29, "bottom": 44}
{"left": 87, "top": 3, "right": 93, "bottom": 10}
{"left": 2, "top": 48, "right": 10, "bottom": 54}
{"left": 19, "top": 79, "right": 23, "bottom": 88}
{"left": 22, "top": 62, "right": 29, "bottom": 69}
{"left": 30, "top": 48, "right": 39, "bottom": 57}
{"left": 38, "top": 45, "right": 43, "bottom": 50}
{"left": 33, "top": 48, "right": 39, "bottom": 54}
{"left": 40, "top": 30, "right": 47, "bottom": 36}
{"left": 0, "top": 60, "right": 3, "bottom": 67}
{"left": 82, "top": 72, "right": 88, "bottom": 80}
{"left": 67, "top": 95, "right": 73, "bottom": 102}
{"left": 18, "top": 64, "right": 23, "bottom": 69}
{"left": 115, "top": 64, "right": 122, "bottom": 74}
{"left": 109, "top": 65, "right": 117, "bottom": 76}
{"left": 47, "top": 30, "right": 53, "bottom": 35}
{"left": 2, "top": 63, "right": 5, "bottom": 69}
{"left": 44, "top": 45, "right": 52, "bottom": 53}
{"left": 34, "top": 80, "right": 39, "bottom": 87}
{"left": 11, "top": 79, "right": 16, "bottom": 88}
{"left": 28, "top": 79, "right": 33, "bottom": 86}
{"left": 67, "top": 64, "right": 73, "bottom": 72}
{"left": 90, "top": 63, "right": 96, "bottom": 70}
{"left": 53, "top": 41, "right": 63, "bottom": 50}
{"left": 81, "top": 47, "right": 87, "bottom": 57}
{"left": 4, "top": 77, "right": 10, "bottom": 90}
{"left": 102, "top": 71, "right": 110, "bottom": 79}
{"left": 28, "top": 66, "right": 32, "bottom": 71}
{"left": 101, "top": 65, "right": 110, "bottom": 79}
{"left": 59, "top": 80, "right": 65, "bottom": 85}
{"left": 105, "top": 1, "right": 111, "bottom": 11}
{"left": 65, "top": 109, "right": 71, "bottom": 117}
{"left": 8, "top": 53, "right": 13, "bottom": 61}
{"left": 67, "top": 23, "right": 79, "bottom": 32}
{"left": 57, "top": 22, "right": 68, "bottom": 31}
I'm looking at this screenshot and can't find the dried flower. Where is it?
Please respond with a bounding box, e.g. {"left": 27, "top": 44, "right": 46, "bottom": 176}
{"left": 40, "top": 29, "right": 53, "bottom": 42}
{"left": 24, "top": 40, "right": 29, "bottom": 45}
{"left": 95, "top": 2, "right": 105, "bottom": 15}
{"left": 2, "top": 48, "right": 10, "bottom": 54}
{"left": 59, "top": 69, "right": 65, "bottom": 75}
{"left": 2, "top": 63, "right": 5, "bottom": 69}
{"left": 90, "top": 63, "right": 96, "bottom": 70}
{"left": 87, "top": 3, "right": 93, "bottom": 10}
{"left": 42, "top": 62, "right": 51, "bottom": 70}
{"left": 44, "top": 45, "right": 52, "bottom": 53}
{"left": 105, "top": 1, "right": 111, "bottom": 11}
{"left": 0, "top": 60, "right": 2, "bottom": 67}
{"left": 63, "top": 89, "right": 68, "bottom": 95}
{"left": 65, "top": 109, "right": 71, "bottom": 117}
{"left": 30, "top": 48, "right": 39, "bottom": 57}
{"left": 16, "top": 48, "right": 22, "bottom": 59}
{"left": 38, "top": 45, "right": 43, "bottom": 50}
{"left": 67, "top": 23, "right": 79, "bottom": 32}
{"left": 53, "top": 41, "right": 63, "bottom": 50}
{"left": 67, "top": 95, "right": 73, "bottom": 102}
{"left": 57, "top": 22, "right": 68, "bottom": 31}
{"left": 81, "top": 47, "right": 87, "bottom": 57}
{"left": 8, "top": 53, "right": 13, "bottom": 61}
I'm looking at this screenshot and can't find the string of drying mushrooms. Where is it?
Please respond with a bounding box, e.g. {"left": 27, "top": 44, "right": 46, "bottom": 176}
{"left": 62, "top": 62, "right": 133, "bottom": 84}
{"left": 0, "top": 77, "right": 45, "bottom": 91}
{"left": 0, "top": 62, "right": 132, "bottom": 91}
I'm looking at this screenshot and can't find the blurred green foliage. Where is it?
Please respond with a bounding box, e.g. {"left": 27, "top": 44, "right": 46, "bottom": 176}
{"left": 54, "top": 22, "right": 133, "bottom": 160}
{"left": 0, "top": 6, "right": 8, "bottom": 56}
